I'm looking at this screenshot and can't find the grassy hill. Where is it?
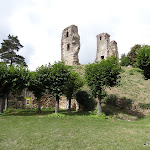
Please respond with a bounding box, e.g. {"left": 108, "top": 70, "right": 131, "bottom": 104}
{"left": 73, "top": 65, "right": 150, "bottom": 116}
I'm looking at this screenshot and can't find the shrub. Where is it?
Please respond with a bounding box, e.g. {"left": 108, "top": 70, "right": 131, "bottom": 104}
{"left": 75, "top": 90, "right": 96, "bottom": 111}
{"left": 139, "top": 103, "right": 150, "bottom": 109}
{"left": 127, "top": 44, "right": 142, "bottom": 66}
{"left": 103, "top": 94, "right": 118, "bottom": 106}
{"left": 136, "top": 45, "right": 150, "bottom": 79}
{"left": 120, "top": 54, "right": 130, "bottom": 66}
{"left": 90, "top": 111, "right": 109, "bottom": 119}
{"left": 48, "top": 113, "right": 66, "bottom": 118}
{"left": 129, "top": 68, "right": 143, "bottom": 75}
{"left": 118, "top": 97, "right": 133, "bottom": 109}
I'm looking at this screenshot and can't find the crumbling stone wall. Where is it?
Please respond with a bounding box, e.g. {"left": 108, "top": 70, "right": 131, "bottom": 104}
{"left": 61, "top": 25, "right": 80, "bottom": 65}
{"left": 95, "top": 33, "right": 118, "bottom": 61}
{"left": 109, "top": 40, "right": 119, "bottom": 58}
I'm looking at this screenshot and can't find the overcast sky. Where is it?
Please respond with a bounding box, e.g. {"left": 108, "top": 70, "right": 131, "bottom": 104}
{"left": 0, "top": 0, "right": 150, "bottom": 70}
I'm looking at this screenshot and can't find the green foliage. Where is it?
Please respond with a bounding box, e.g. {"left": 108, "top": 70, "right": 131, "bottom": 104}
{"left": 91, "top": 113, "right": 109, "bottom": 119}
{"left": 120, "top": 53, "right": 130, "bottom": 66}
{"left": 0, "top": 35, "right": 27, "bottom": 66}
{"left": 104, "top": 94, "right": 133, "bottom": 109}
{"left": 127, "top": 44, "right": 142, "bottom": 66}
{"left": 0, "top": 63, "right": 8, "bottom": 97}
{"left": 90, "top": 110, "right": 109, "bottom": 119}
{"left": 103, "top": 94, "right": 118, "bottom": 106}
{"left": 75, "top": 90, "right": 96, "bottom": 111}
{"left": 0, "top": 64, "right": 28, "bottom": 96}
{"left": 64, "top": 70, "right": 84, "bottom": 99}
{"left": 27, "top": 71, "right": 45, "bottom": 98}
{"left": 0, "top": 109, "right": 11, "bottom": 116}
{"left": 48, "top": 113, "right": 66, "bottom": 118}
{"left": 136, "top": 45, "right": 150, "bottom": 79}
{"left": 139, "top": 103, "right": 150, "bottom": 109}
{"left": 128, "top": 68, "right": 143, "bottom": 75}
{"left": 85, "top": 56, "right": 121, "bottom": 98}
{"left": 120, "top": 68, "right": 125, "bottom": 73}
{"left": 118, "top": 97, "right": 133, "bottom": 109}
{"left": 47, "top": 61, "right": 70, "bottom": 97}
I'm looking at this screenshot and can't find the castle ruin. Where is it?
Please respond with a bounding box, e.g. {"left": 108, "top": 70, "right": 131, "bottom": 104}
{"left": 61, "top": 25, "right": 119, "bottom": 65}
{"left": 95, "top": 33, "right": 118, "bottom": 61}
{"left": 61, "top": 25, "right": 80, "bottom": 65}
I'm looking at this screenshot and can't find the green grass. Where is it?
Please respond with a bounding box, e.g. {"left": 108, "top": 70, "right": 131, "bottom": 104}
{"left": 106, "top": 67, "right": 150, "bottom": 104}
{"left": 1, "top": 109, "right": 150, "bottom": 150}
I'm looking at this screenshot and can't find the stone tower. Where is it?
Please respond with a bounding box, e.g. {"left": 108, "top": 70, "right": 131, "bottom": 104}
{"left": 95, "top": 33, "right": 118, "bottom": 61}
{"left": 61, "top": 25, "right": 80, "bottom": 65}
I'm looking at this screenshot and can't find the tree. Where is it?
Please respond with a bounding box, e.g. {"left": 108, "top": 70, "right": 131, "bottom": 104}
{"left": 0, "top": 35, "right": 27, "bottom": 66}
{"left": 27, "top": 69, "right": 46, "bottom": 114}
{"left": 0, "top": 63, "right": 7, "bottom": 113}
{"left": 0, "top": 64, "right": 28, "bottom": 112}
{"left": 85, "top": 56, "right": 121, "bottom": 115}
{"left": 47, "top": 62, "right": 70, "bottom": 113}
{"left": 136, "top": 45, "right": 150, "bottom": 79}
{"left": 64, "top": 70, "right": 84, "bottom": 112}
{"left": 127, "top": 44, "right": 142, "bottom": 66}
{"left": 120, "top": 53, "right": 130, "bottom": 66}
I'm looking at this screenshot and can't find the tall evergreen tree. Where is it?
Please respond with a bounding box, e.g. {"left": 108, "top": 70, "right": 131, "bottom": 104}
{"left": 0, "top": 35, "right": 27, "bottom": 66}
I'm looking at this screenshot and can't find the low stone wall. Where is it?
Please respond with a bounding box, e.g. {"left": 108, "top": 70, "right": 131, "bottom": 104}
{"left": 8, "top": 92, "right": 77, "bottom": 110}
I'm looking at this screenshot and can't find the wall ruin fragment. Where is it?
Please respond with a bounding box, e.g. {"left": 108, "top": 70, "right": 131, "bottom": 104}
{"left": 95, "top": 33, "right": 118, "bottom": 61}
{"left": 61, "top": 25, "right": 80, "bottom": 65}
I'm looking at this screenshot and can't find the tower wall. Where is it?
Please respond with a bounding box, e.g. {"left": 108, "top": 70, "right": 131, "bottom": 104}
{"left": 96, "top": 33, "right": 119, "bottom": 61}
{"left": 109, "top": 40, "right": 119, "bottom": 58}
{"left": 61, "top": 25, "right": 80, "bottom": 65}
{"left": 96, "top": 33, "right": 110, "bottom": 61}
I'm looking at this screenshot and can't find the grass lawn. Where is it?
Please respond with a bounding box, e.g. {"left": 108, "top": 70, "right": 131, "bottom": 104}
{"left": 0, "top": 109, "right": 150, "bottom": 150}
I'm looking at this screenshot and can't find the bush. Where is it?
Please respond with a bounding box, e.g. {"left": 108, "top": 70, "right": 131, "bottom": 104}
{"left": 75, "top": 90, "right": 96, "bottom": 111}
{"left": 127, "top": 44, "right": 142, "bottom": 66}
{"left": 129, "top": 68, "right": 143, "bottom": 75}
{"left": 120, "top": 54, "right": 130, "bottom": 66}
{"left": 118, "top": 97, "right": 133, "bottom": 109}
{"left": 103, "top": 94, "right": 118, "bottom": 106}
{"left": 104, "top": 94, "right": 133, "bottom": 110}
{"left": 139, "top": 103, "right": 150, "bottom": 109}
{"left": 48, "top": 113, "right": 66, "bottom": 118}
{"left": 90, "top": 110, "right": 109, "bottom": 119}
{"left": 136, "top": 45, "right": 150, "bottom": 79}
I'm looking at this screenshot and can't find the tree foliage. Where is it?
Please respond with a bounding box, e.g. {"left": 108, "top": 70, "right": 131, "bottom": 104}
{"left": 76, "top": 90, "right": 96, "bottom": 111}
{"left": 85, "top": 56, "right": 121, "bottom": 115}
{"left": 27, "top": 65, "right": 50, "bottom": 113}
{"left": 64, "top": 70, "right": 84, "bottom": 112}
{"left": 127, "top": 44, "right": 142, "bottom": 66}
{"left": 0, "top": 35, "right": 27, "bottom": 66}
{"left": 120, "top": 53, "right": 130, "bottom": 66}
{"left": 136, "top": 45, "right": 150, "bottom": 79}
{"left": 46, "top": 62, "right": 70, "bottom": 113}
{"left": 0, "top": 63, "right": 28, "bottom": 112}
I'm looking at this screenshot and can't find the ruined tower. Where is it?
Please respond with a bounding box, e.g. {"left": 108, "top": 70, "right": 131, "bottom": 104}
{"left": 95, "top": 33, "right": 118, "bottom": 61}
{"left": 61, "top": 25, "right": 80, "bottom": 65}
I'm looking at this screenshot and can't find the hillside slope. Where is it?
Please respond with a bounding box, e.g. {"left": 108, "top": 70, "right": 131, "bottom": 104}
{"left": 73, "top": 65, "right": 150, "bottom": 115}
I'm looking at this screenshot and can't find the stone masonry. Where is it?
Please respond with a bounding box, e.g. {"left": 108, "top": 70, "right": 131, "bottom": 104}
{"left": 95, "top": 33, "right": 118, "bottom": 61}
{"left": 61, "top": 25, "right": 80, "bottom": 65}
